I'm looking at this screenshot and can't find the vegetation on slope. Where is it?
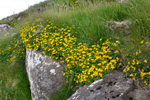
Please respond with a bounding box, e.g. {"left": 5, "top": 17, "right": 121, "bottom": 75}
{"left": 0, "top": 0, "right": 150, "bottom": 100}
{"left": 0, "top": 35, "right": 31, "bottom": 99}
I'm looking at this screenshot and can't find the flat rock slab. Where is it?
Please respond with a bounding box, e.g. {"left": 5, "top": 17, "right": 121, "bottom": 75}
{"left": 68, "top": 70, "right": 134, "bottom": 100}
{"left": 26, "top": 49, "right": 65, "bottom": 100}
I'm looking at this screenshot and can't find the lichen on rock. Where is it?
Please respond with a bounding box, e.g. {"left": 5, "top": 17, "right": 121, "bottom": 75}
{"left": 26, "top": 49, "right": 65, "bottom": 100}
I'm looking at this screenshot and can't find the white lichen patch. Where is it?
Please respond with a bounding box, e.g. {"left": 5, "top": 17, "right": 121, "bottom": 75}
{"left": 114, "top": 82, "right": 121, "bottom": 90}
{"left": 56, "top": 63, "right": 60, "bottom": 68}
{"left": 89, "top": 79, "right": 103, "bottom": 88}
{"left": 69, "top": 90, "right": 79, "bottom": 100}
{"left": 120, "top": 93, "right": 123, "bottom": 96}
{"left": 72, "top": 90, "right": 79, "bottom": 97}
{"left": 72, "top": 95, "right": 80, "bottom": 100}
{"left": 50, "top": 69, "right": 56, "bottom": 75}
{"left": 33, "top": 51, "right": 45, "bottom": 67}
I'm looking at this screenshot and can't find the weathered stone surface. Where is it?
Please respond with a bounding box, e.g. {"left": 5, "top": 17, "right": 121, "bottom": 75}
{"left": 0, "top": 24, "right": 11, "bottom": 34}
{"left": 26, "top": 49, "right": 65, "bottom": 100}
{"left": 8, "top": 17, "right": 13, "bottom": 21}
{"left": 68, "top": 70, "right": 134, "bottom": 100}
{"left": 106, "top": 20, "right": 131, "bottom": 34}
{"left": 125, "top": 89, "right": 150, "bottom": 100}
{"left": 17, "top": 17, "right": 21, "bottom": 20}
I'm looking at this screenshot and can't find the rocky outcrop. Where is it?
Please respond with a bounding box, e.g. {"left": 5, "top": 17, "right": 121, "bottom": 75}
{"left": 26, "top": 49, "right": 65, "bottom": 100}
{"left": 25, "top": 49, "right": 150, "bottom": 100}
{"left": 0, "top": 24, "right": 11, "bottom": 34}
{"left": 68, "top": 70, "right": 150, "bottom": 100}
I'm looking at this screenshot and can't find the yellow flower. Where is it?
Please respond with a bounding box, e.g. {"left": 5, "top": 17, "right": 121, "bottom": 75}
{"left": 140, "top": 71, "right": 146, "bottom": 79}
{"left": 68, "top": 30, "right": 71, "bottom": 32}
{"left": 144, "top": 80, "right": 148, "bottom": 85}
{"left": 119, "top": 63, "right": 121, "bottom": 65}
{"left": 70, "top": 70, "right": 73, "bottom": 74}
{"left": 140, "top": 40, "right": 144, "bottom": 44}
{"left": 144, "top": 60, "right": 147, "bottom": 63}
{"left": 63, "top": 73, "right": 66, "bottom": 76}
{"left": 115, "top": 41, "right": 120, "bottom": 44}
{"left": 98, "top": 68, "right": 103, "bottom": 72}
{"left": 132, "top": 77, "right": 135, "bottom": 80}
{"left": 135, "top": 52, "right": 138, "bottom": 56}
{"left": 99, "top": 73, "right": 103, "bottom": 78}
{"left": 115, "top": 50, "right": 119, "bottom": 54}
{"left": 130, "top": 74, "right": 134, "bottom": 77}
{"left": 135, "top": 60, "right": 139, "bottom": 65}
{"left": 93, "top": 71, "right": 98, "bottom": 77}
{"left": 97, "top": 63, "right": 101, "bottom": 66}
{"left": 131, "top": 66, "right": 136, "bottom": 70}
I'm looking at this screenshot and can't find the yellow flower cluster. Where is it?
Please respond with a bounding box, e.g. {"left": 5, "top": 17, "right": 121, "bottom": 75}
{"left": 123, "top": 41, "right": 150, "bottom": 85}
{"left": 18, "top": 21, "right": 121, "bottom": 88}
{"left": 0, "top": 37, "right": 25, "bottom": 62}
{"left": 63, "top": 39, "right": 120, "bottom": 85}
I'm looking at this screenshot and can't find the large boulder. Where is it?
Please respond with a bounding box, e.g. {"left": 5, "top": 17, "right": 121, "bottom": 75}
{"left": 26, "top": 49, "right": 65, "bottom": 100}
{"left": 68, "top": 70, "right": 150, "bottom": 100}
{"left": 68, "top": 70, "right": 134, "bottom": 100}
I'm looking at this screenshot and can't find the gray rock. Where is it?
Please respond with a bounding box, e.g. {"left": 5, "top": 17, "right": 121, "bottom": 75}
{"left": 26, "top": 49, "right": 65, "bottom": 100}
{"left": 37, "top": 7, "right": 46, "bottom": 12}
{"left": 8, "top": 17, "right": 13, "bottom": 21}
{"left": 0, "top": 24, "right": 11, "bottom": 34}
{"left": 106, "top": 20, "right": 131, "bottom": 34}
{"left": 11, "top": 33, "right": 17, "bottom": 37}
{"left": 125, "top": 89, "right": 150, "bottom": 100}
{"left": 68, "top": 70, "right": 134, "bottom": 100}
{"left": 17, "top": 17, "right": 21, "bottom": 20}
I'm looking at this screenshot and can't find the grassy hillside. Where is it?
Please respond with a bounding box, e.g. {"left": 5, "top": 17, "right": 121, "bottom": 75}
{"left": 0, "top": 0, "right": 150, "bottom": 100}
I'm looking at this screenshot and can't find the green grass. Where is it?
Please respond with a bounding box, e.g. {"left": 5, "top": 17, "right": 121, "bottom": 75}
{"left": 18, "top": 0, "right": 149, "bottom": 48}
{"left": 0, "top": 0, "right": 150, "bottom": 100}
{"left": 0, "top": 35, "right": 31, "bottom": 100}
{"left": 51, "top": 82, "right": 73, "bottom": 100}
{"left": 0, "top": 60, "right": 31, "bottom": 100}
